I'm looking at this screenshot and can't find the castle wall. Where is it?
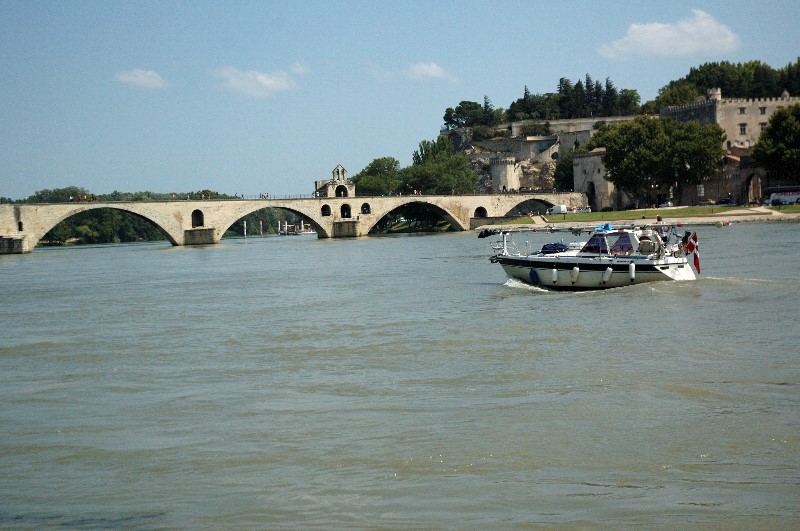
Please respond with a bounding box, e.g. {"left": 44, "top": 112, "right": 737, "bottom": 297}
{"left": 660, "top": 100, "right": 717, "bottom": 126}
{"left": 662, "top": 89, "right": 800, "bottom": 150}
{"left": 510, "top": 116, "right": 635, "bottom": 136}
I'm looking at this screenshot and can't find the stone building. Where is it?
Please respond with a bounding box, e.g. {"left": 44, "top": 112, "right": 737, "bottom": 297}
{"left": 572, "top": 148, "right": 634, "bottom": 211}
{"left": 661, "top": 88, "right": 799, "bottom": 150}
{"left": 658, "top": 88, "right": 797, "bottom": 203}
{"left": 314, "top": 164, "right": 355, "bottom": 198}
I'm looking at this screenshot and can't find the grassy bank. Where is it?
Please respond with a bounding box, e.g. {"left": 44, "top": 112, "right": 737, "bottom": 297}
{"left": 494, "top": 205, "right": 800, "bottom": 226}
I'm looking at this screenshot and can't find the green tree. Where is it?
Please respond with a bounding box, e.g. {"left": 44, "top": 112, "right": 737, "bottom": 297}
{"left": 588, "top": 116, "right": 724, "bottom": 204}
{"left": 403, "top": 137, "right": 476, "bottom": 194}
{"left": 616, "top": 89, "right": 641, "bottom": 115}
{"left": 602, "top": 78, "right": 618, "bottom": 116}
{"left": 752, "top": 103, "right": 800, "bottom": 184}
{"left": 648, "top": 82, "right": 700, "bottom": 113}
{"left": 660, "top": 59, "right": 800, "bottom": 99}
{"left": 664, "top": 119, "right": 726, "bottom": 190}
{"left": 28, "top": 186, "right": 89, "bottom": 203}
{"left": 442, "top": 97, "right": 505, "bottom": 130}
{"left": 442, "top": 100, "right": 483, "bottom": 130}
{"left": 351, "top": 157, "right": 402, "bottom": 195}
{"left": 553, "top": 147, "right": 587, "bottom": 191}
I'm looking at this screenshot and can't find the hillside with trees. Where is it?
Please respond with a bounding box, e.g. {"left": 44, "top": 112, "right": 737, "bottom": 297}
{"left": 642, "top": 58, "right": 800, "bottom": 112}
{"left": 442, "top": 74, "right": 643, "bottom": 135}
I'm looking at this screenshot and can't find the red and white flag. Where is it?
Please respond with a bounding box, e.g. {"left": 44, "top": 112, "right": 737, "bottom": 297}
{"left": 685, "top": 232, "right": 700, "bottom": 273}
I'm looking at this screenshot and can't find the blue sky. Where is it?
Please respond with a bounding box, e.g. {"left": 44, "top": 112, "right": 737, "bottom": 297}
{"left": 2, "top": 0, "right": 798, "bottom": 200}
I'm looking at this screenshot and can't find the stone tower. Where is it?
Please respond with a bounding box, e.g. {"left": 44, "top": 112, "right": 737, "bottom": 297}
{"left": 490, "top": 156, "right": 521, "bottom": 192}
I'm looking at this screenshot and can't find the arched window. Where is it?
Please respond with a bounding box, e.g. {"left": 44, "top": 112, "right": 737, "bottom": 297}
{"left": 18, "top": 221, "right": 24, "bottom": 231}
{"left": 473, "top": 207, "right": 487, "bottom": 218}
{"left": 335, "top": 185, "right": 349, "bottom": 197}
{"left": 191, "top": 209, "right": 204, "bottom": 227}
{"left": 361, "top": 203, "right": 371, "bottom": 214}
{"left": 340, "top": 204, "right": 351, "bottom": 218}
{"left": 321, "top": 204, "right": 331, "bottom": 216}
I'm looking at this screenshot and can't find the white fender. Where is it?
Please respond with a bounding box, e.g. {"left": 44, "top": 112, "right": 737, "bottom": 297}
{"left": 628, "top": 262, "right": 636, "bottom": 282}
{"left": 570, "top": 266, "right": 580, "bottom": 284}
{"left": 602, "top": 266, "right": 613, "bottom": 283}
{"left": 551, "top": 268, "right": 558, "bottom": 284}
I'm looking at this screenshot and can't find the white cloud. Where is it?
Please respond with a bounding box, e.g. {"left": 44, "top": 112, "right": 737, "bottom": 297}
{"left": 213, "top": 66, "right": 307, "bottom": 97}
{"left": 402, "top": 62, "right": 458, "bottom": 83}
{"left": 115, "top": 69, "right": 168, "bottom": 89}
{"left": 290, "top": 62, "right": 310, "bottom": 75}
{"left": 598, "top": 10, "right": 740, "bottom": 60}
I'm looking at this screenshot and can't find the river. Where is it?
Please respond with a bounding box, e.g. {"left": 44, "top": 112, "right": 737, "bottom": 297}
{"left": 1, "top": 223, "right": 798, "bottom": 529}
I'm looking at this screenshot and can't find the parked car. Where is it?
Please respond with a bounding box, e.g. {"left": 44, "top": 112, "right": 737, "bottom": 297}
{"left": 658, "top": 201, "right": 673, "bottom": 207}
{"left": 699, "top": 199, "right": 716, "bottom": 205}
{"left": 716, "top": 198, "right": 732, "bottom": 205}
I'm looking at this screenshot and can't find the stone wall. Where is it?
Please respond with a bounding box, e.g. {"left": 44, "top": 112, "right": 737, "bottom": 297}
{"left": 662, "top": 89, "right": 800, "bottom": 150}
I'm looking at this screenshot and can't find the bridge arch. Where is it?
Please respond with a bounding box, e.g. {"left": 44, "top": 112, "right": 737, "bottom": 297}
{"left": 474, "top": 206, "right": 487, "bottom": 218}
{"left": 362, "top": 198, "right": 468, "bottom": 234}
{"left": 29, "top": 205, "right": 179, "bottom": 248}
{"left": 212, "top": 203, "right": 332, "bottom": 239}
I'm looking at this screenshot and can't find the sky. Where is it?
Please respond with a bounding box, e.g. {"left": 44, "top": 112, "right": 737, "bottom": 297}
{"left": 2, "top": 0, "right": 799, "bottom": 200}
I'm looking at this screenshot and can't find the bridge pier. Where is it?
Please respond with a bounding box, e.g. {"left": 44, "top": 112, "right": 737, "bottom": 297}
{"left": 183, "top": 228, "right": 217, "bottom": 245}
{"left": 1, "top": 236, "right": 30, "bottom": 254}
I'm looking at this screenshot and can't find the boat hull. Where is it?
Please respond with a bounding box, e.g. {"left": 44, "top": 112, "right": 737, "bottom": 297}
{"left": 494, "top": 255, "right": 695, "bottom": 290}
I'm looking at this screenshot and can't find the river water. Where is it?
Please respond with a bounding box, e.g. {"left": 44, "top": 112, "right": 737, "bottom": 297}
{"left": 1, "top": 223, "right": 798, "bottom": 529}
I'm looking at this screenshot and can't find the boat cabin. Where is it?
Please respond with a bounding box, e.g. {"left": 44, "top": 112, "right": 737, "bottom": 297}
{"left": 578, "top": 230, "right": 662, "bottom": 256}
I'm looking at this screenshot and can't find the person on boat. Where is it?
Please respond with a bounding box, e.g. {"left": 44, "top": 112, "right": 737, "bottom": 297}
{"left": 655, "top": 215, "right": 670, "bottom": 243}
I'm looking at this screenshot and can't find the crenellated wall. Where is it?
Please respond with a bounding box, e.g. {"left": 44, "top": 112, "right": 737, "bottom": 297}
{"left": 662, "top": 89, "right": 800, "bottom": 150}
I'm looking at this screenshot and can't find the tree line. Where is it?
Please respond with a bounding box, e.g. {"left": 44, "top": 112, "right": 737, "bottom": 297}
{"left": 442, "top": 73, "right": 642, "bottom": 133}
{"left": 643, "top": 58, "right": 800, "bottom": 112}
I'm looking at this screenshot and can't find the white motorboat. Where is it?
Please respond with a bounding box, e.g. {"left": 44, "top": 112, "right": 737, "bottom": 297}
{"left": 487, "top": 224, "right": 699, "bottom": 290}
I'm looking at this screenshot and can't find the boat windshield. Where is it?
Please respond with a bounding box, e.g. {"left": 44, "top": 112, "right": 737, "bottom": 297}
{"left": 579, "top": 233, "right": 609, "bottom": 254}
{"left": 609, "top": 232, "right": 634, "bottom": 255}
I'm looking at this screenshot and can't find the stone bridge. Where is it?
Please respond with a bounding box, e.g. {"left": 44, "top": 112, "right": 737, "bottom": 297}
{"left": 0, "top": 192, "right": 585, "bottom": 253}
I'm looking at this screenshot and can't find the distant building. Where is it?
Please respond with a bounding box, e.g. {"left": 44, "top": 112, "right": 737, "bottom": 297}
{"left": 572, "top": 148, "right": 634, "bottom": 211}
{"left": 661, "top": 88, "right": 799, "bottom": 151}
{"left": 659, "top": 88, "right": 799, "bottom": 202}
{"left": 315, "top": 164, "right": 355, "bottom": 198}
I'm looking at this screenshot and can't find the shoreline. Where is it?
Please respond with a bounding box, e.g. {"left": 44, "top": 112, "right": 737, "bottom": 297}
{"left": 476, "top": 205, "right": 800, "bottom": 231}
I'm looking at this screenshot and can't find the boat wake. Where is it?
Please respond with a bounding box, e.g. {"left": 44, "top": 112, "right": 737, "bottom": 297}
{"left": 503, "top": 278, "right": 550, "bottom": 292}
